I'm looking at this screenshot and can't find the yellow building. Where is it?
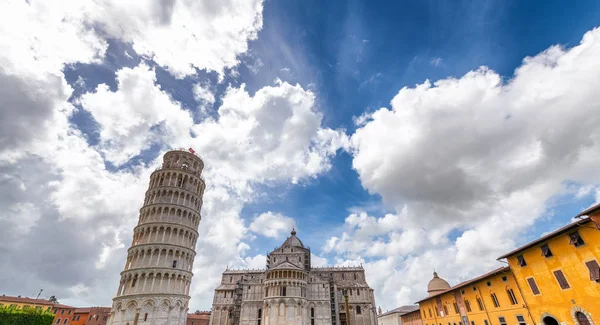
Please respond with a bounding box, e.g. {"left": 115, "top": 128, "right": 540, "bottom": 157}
{"left": 0, "top": 294, "right": 55, "bottom": 312}
{"left": 418, "top": 268, "right": 531, "bottom": 325}
{"left": 497, "top": 204, "right": 600, "bottom": 325}
{"left": 0, "top": 294, "right": 78, "bottom": 324}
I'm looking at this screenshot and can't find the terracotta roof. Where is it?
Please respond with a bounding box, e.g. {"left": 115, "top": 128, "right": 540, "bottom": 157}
{"left": 496, "top": 218, "right": 591, "bottom": 260}
{"left": 575, "top": 202, "right": 600, "bottom": 218}
{"left": 75, "top": 307, "right": 111, "bottom": 313}
{"left": 0, "top": 295, "right": 79, "bottom": 310}
{"left": 416, "top": 266, "right": 510, "bottom": 303}
{"left": 379, "top": 305, "right": 420, "bottom": 317}
{"left": 188, "top": 313, "right": 211, "bottom": 319}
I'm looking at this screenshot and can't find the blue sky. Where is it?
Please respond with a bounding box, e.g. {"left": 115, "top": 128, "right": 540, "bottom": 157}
{"left": 1, "top": 0, "right": 600, "bottom": 312}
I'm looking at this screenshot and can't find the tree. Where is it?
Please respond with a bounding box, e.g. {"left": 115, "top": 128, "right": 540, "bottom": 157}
{"left": 48, "top": 296, "right": 58, "bottom": 304}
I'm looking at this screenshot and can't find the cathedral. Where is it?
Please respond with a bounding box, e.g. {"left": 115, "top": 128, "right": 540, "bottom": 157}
{"left": 209, "top": 229, "right": 378, "bottom": 325}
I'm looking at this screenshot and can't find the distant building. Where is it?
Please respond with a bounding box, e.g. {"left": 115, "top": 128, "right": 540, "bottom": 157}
{"left": 378, "top": 306, "right": 420, "bottom": 325}
{"left": 209, "top": 229, "right": 378, "bottom": 325}
{"left": 400, "top": 309, "right": 423, "bottom": 325}
{"left": 497, "top": 203, "right": 600, "bottom": 325}
{"left": 418, "top": 268, "right": 528, "bottom": 325}
{"left": 71, "top": 307, "right": 112, "bottom": 325}
{"left": 0, "top": 294, "right": 114, "bottom": 325}
{"left": 0, "top": 294, "right": 56, "bottom": 312}
{"left": 187, "top": 311, "right": 211, "bottom": 325}
{"left": 416, "top": 203, "right": 600, "bottom": 325}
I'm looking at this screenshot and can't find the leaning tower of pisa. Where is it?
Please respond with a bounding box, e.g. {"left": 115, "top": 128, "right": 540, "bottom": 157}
{"left": 108, "top": 149, "right": 205, "bottom": 325}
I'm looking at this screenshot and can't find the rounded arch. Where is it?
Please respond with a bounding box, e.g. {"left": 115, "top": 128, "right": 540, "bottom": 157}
{"left": 572, "top": 306, "right": 595, "bottom": 325}
{"left": 541, "top": 313, "right": 561, "bottom": 325}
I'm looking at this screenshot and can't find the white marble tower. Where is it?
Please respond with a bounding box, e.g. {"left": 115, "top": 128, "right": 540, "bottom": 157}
{"left": 108, "top": 149, "right": 205, "bottom": 325}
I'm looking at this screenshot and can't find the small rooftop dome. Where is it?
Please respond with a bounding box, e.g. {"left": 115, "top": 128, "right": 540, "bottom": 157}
{"left": 427, "top": 271, "right": 451, "bottom": 296}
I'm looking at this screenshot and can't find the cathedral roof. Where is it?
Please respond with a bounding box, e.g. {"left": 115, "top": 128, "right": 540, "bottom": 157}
{"left": 270, "top": 261, "right": 303, "bottom": 270}
{"left": 281, "top": 228, "right": 304, "bottom": 248}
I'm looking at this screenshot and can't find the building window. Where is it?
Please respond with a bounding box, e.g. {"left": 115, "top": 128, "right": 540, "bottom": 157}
{"left": 569, "top": 231, "right": 585, "bottom": 247}
{"left": 61, "top": 310, "right": 65, "bottom": 315}
{"left": 501, "top": 276, "right": 507, "bottom": 282}
{"left": 486, "top": 281, "right": 491, "bottom": 287}
{"left": 464, "top": 300, "right": 471, "bottom": 312}
{"left": 507, "top": 289, "right": 518, "bottom": 305}
{"left": 173, "top": 260, "right": 178, "bottom": 268}
{"left": 471, "top": 322, "right": 475, "bottom": 325}
{"left": 527, "top": 277, "right": 541, "bottom": 295}
{"left": 311, "top": 308, "right": 315, "bottom": 325}
{"left": 423, "top": 311, "right": 427, "bottom": 319}
{"left": 443, "top": 305, "right": 449, "bottom": 316}
{"left": 357, "top": 289, "right": 360, "bottom": 296}
{"left": 453, "top": 302, "right": 459, "bottom": 314}
{"left": 258, "top": 308, "right": 262, "bottom": 325}
{"left": 576, "top": 312, "right": 592, "bottom": 325}
{"left": 64, "top": 319, "right": 68, "bottom": 324}
{"left": 491, "top": 294, "right": 500, "bottom": 308}
{"left": 144, "top": 313, "right": 148, "bottom": 321}
{"left": 131, "top": 278, "right": 137, "bottom": 287}
{"left": 68, "top": 310, "right": 72, "bottom": 315}
{"left": 553, "top": 270, "right": 570, "bottom": 289}
{"left": 498, "top": 317, "right": 507, "bottom": 325}
{"left": 541, "top": 244, "right": 553, "bottom": 257}
{"left": 342, "top": 273, "right": 345, "bottom": 279}
{"left": 354, "top": 273, "right": 357, "bottom": 280}
{"left": 517, "top": 255, "right": 527, "bottom": 267}
{"left": 282, "top": 286, "right": 287, "bottom": 296}
{"left": 56, "top": 319, "right": 61, "bottom": 324}
{"left": 585, "top": 260, "right": 600, "bottom": 282}
{"left": 484, "top": 321, "right": 489, "bottom": 325}
{"left": 476, "top": 297, "right": 484, "bottom": 311}
{"left": 357, "top": 306, "right": 362, "bottom": 314}
{"left": 516, "top": 315, "right": 526, "bottom": 325}
{"left": 429, "top": 309, "right": 432, "bottom": 317}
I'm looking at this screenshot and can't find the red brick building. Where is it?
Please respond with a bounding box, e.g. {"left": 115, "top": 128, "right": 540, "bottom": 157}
{"left": 187, "top": 311, "right": 211, "bottom": 325}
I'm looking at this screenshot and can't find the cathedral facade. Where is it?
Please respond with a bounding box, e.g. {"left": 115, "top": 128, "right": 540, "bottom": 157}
{"left": 209, "top": 230, "right": 378, "bottom": 325}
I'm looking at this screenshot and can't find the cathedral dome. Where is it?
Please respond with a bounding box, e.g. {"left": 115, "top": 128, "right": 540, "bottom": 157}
{"left": 282, "top": 228, "right": 304, "bottom": 248}
{"left": 427, "top": 271, "right": 451, "bottom": 296}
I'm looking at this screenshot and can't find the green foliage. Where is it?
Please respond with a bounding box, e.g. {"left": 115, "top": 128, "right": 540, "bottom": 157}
{"left": 0, "top": 306, "right": 55, "bottom": 325}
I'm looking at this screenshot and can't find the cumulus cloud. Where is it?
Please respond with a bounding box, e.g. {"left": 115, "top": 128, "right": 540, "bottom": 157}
{"left": 249, "top": 212, "right": 296, "bottom": 239}
{"left": 0, "top": 0, "right": 263, "bottom": 79}
{"left": 328, "top": 27, "right": 600, "bottom": 309}
{"left": 191, "top": 80, "right": 349, "bottom": 194}
{"left": 79, "top": 64, "right": 195, "bottom": 165}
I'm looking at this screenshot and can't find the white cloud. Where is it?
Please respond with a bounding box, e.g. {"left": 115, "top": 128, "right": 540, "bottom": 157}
{"left": 0, "top": 0, "right": 264, "bottom": 79}
{"left": 193, "top": 83, "right": 216, "bottom": 107}
{"left": 244, "top": 254, "right": 267, "bottom": 269}
{"left": 329, "top": 27, "right": 600, "bottom": 310}
{"left": 249, "top": 212, "right": 296, "bottom": 239}
{"left": 78, "top": 64, "right": 194, "bottom": 165}
{"left": 191, "top": 80, "right": 348, "bottom": 194}
{"left": 89, "top": 0, "right": 264, "bottom": 78}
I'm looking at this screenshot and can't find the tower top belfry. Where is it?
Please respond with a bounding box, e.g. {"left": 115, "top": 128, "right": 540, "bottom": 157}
{"left": 108, "top": 149, "right": 206, "bottom": 325}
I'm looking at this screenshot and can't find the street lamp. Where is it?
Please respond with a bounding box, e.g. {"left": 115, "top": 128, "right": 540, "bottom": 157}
{"left": 343, "top": 289, "right": 351, "bottom": 325}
